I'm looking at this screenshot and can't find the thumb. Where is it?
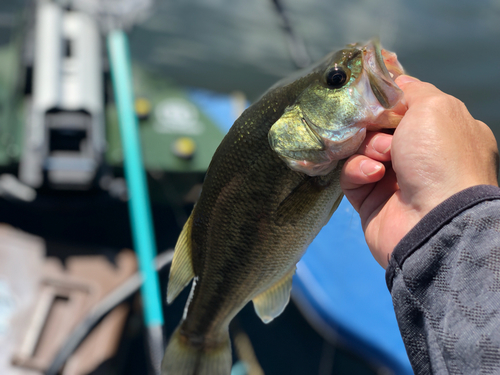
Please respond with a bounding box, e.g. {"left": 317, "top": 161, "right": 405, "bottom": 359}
{"left": 395, "top": 75, "right": 420, "bottom": 87}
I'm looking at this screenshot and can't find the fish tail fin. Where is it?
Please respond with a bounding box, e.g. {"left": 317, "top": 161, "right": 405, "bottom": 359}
{"left": 161, "top": 326, "right": 232, "bottom": 375}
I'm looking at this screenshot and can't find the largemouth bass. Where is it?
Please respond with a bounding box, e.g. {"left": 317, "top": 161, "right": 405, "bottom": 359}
{"left": 162, "top": 40, "right": 405, "bottom": 375}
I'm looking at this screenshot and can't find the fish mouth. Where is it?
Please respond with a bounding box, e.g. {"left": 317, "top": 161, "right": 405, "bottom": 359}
{"left": 362, "top": 39, "right": 404, "bottom": 109}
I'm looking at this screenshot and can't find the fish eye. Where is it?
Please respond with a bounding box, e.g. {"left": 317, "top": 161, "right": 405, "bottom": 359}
{"left": 325, "top": 67, "right": 349, "bottom": 89}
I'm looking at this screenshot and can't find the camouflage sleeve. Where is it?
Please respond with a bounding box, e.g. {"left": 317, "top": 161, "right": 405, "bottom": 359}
{"left": 385, "top": 185, "right": 500, "bottom": 375}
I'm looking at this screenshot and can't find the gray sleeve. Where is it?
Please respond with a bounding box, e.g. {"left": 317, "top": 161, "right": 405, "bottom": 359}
{"left": 385, "top": 185, "right": 500, "bottom": 375}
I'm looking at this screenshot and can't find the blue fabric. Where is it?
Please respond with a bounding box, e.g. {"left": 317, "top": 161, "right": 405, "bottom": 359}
{"left": 188, "top": 88, "right": 244, "bottom": 134}
{"left": 294, "top": 197, "right": 413, "bottom": 374}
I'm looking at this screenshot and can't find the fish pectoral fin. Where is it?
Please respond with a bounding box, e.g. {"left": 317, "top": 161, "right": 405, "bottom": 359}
{"left": 167, "top": 214, "right": 196, "bottom": 304}
{"left": 327, "top": 192, "right": 344, "bottom": 222}
{"left": 276, "top": 177, "right": 315, "bottom": 225}
{"left": 276, "top": 175, "right": 334, "bottom": 225}
{"left": 252, "top": 267, "right": 296, "bottom": 324}
{"left": 276, "top": 174, "right": 343, "bottom": 226}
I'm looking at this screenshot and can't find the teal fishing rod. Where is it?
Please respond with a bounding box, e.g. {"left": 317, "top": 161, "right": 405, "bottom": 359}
{"left": 32, "top": 1, "right": 164, "bottom": 373}
{"left": 107, "top": 29, "right": 163, "bottom": 328}
{"left": 107, "top": 30, "right": 164, "bottom": 372}
{"left": 71, "top": 0, "right": 164, "bottom": 373}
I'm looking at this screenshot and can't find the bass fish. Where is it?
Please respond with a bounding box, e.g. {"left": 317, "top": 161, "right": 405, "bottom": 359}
{"left": 162, "top": 39, "right": 405, "bottom": 375}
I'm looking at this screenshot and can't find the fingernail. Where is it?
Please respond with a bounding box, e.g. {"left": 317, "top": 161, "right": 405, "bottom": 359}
{"left": 373, "top": 135, "right": 392, "bottom": 155}
{"left": 360, "top": 160, "right": 382, "bottom": 176}
{"left": 395, "top": 75, "right": 420, "bottom": 85}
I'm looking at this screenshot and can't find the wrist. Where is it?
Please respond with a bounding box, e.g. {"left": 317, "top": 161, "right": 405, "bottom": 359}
{"left": 386, "top": 185, "right": 500, "bottom": 289}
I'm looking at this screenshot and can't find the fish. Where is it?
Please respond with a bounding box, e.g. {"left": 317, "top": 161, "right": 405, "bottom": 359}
{"left": 161, "top": 39, "right": 406, "bottom": 375}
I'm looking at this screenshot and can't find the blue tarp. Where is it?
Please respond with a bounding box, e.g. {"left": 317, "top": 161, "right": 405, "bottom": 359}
{"left": 293, "top": 197, "right": 413, "bottom": 374}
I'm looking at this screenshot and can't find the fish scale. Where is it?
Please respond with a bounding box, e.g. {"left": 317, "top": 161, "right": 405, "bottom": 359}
{"left": 162, "top": 39, "right": 406, "bottom": 375}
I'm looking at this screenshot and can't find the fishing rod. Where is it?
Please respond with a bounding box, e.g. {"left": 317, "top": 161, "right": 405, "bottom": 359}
{"left": 270, "top": 0, "right": 311, "bottom": 69}
{"left": 70, "top": 0, "right": 164, "bottom": 373}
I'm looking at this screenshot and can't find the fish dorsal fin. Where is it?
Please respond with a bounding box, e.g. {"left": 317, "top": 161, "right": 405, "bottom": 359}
{"left": 167, "top": 214, "right": 195, "bottom": 304}
{"left": 252, "top": 267, "right": 296, "bottom": 323}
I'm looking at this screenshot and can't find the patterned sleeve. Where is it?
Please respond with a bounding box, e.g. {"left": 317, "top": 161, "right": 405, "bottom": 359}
{"left": 386, "top": 185, "right": 500, "bottom": 375}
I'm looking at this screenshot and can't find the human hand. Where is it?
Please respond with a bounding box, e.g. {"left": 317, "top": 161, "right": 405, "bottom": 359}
{"left": 341, "top": 75, "right": 499, "bottom": 268}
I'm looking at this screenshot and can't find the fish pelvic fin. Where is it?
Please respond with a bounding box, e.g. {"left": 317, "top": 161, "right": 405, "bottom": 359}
{"left": 252, "top": 266, "right": 296, "bottom": 324}
{"left": 162, "top": 326, "right": 232, "bottom": 375}
{"left": 167, "top": 214, "right": 195, "bottom": 304}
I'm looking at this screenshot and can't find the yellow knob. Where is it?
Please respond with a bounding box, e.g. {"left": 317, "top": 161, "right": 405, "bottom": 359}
{"left": 172, "top": 137, "right": 196, "bottom": 159}
{"left": 135, "top": 97, "right": 152, "bottom": 120}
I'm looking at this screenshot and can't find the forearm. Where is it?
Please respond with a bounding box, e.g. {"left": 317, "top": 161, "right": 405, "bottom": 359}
{"left": 386, "top": 185, "right": 500, "bottom": 374}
